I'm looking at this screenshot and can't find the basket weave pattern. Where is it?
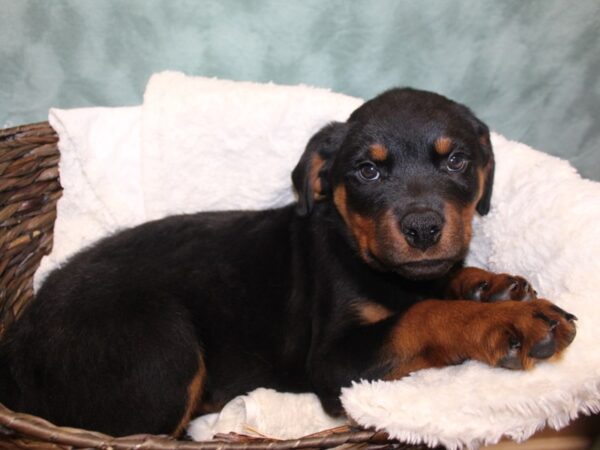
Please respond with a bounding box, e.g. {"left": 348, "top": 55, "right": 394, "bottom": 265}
{"left": 0, "top": 122, "right": 61, "bottom": 339}
{"left": 0, "top": 122, "right": 428, "bottom": 450}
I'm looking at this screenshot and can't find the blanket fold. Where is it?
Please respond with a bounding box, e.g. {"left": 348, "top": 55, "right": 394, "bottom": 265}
{"left": 187, "top": 388, "right": 345, "bottom": 441}
{"left": 141, "top": 72, "right": 362, "bottom": 220}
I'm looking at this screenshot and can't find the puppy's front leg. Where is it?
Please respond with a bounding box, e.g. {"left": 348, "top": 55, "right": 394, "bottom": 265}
{"left": 309, "top": 297, "right": 575, "bottom": 415}
{"left": 385, "top": 298, "right": 576, "bottom": 379}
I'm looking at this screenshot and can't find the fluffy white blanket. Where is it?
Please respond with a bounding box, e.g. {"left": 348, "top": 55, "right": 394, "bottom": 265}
{"left": 36, "top": 73, "right": 600, "bottom": 449}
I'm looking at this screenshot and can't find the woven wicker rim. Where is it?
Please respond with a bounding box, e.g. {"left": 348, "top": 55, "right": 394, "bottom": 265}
{"left": 0, "top": 403, "right": 418, "bottom": 450}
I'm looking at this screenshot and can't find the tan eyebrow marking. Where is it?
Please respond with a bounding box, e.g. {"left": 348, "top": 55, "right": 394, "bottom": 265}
{"left": 434, "top": 136, "right": 453, "bottom": 155}
{"left": 369, "top": 144, "right": 389, "bottom": 161}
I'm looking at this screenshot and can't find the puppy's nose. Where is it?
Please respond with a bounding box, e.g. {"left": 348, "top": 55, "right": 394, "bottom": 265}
{"left": 400, "top": 210, "right": 444, "bottom": 251}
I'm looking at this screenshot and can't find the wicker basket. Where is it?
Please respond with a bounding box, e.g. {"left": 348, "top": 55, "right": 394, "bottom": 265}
{"left": 0, "top": 122, "right": 431, "bottom": 450}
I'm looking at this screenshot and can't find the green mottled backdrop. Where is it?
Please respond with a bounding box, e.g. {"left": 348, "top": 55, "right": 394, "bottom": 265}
{"left": 1, "top": 0, "right": 598, "bottom": 180}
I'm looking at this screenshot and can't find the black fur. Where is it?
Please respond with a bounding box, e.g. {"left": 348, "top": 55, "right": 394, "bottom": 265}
{"left": 0, "top": 88, "right": 494, "bottom": 435}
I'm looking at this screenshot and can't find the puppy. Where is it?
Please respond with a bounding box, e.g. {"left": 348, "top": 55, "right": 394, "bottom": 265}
{"left": 0, "top": 88, "right": 576, "bottom": 437}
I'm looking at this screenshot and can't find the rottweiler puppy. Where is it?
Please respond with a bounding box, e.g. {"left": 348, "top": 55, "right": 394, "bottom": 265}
{"left": 0, "top": 88, "right": 576, "bottom": 437}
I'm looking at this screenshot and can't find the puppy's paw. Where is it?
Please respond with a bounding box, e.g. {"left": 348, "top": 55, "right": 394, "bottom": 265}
{"left": 447, "top": 267, "right": 537, "bottom": 302}
{"left": 484, "top": 299, "right": 577, "bottom": 370}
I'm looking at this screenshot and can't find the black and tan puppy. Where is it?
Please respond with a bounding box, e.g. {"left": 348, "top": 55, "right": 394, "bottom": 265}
{"left": 0, "top": 88, "right": 576, "bottom": 437}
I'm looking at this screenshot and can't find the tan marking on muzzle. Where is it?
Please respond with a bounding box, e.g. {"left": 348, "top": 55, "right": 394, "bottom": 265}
{"left": 334, "top": 182, "right": 481, "bottom": 267}
{"left": 379, "top": 203, "right": 472, "bottom": 265}
{"left": 333, "top": 185, "right": 378, "bottom": 260}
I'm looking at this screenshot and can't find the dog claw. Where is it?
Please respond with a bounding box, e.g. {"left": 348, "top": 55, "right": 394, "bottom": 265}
{"left": 550, "top": 304, "right": 578, "bottom": 320}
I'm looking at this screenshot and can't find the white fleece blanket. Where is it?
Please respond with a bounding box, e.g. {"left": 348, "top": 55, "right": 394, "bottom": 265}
{"left": 35, "top": 106, "right": 144, "bottom": 288}
{"left": 36, "top": 73, "right": 600, "bottom": 449}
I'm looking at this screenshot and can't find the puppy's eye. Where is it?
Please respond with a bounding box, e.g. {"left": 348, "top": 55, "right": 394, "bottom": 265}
{"left": 446, "top": 152, "right": 469, "bottom": 172}
{"left": 357, "top": 163, "right": 381, "bottom": 181}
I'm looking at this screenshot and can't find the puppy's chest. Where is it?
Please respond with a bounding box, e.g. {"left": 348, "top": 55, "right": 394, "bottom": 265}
{"left": 352, "top": 272, "right": 440, "bottom": 310}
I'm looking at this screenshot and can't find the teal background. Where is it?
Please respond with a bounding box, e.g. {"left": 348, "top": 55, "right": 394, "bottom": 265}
{"left": 1, "top": 0, "right": 598, "bottom": 180}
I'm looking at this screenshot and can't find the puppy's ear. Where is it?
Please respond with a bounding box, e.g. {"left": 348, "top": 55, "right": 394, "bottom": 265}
{"left": 454, "top": 103, "right": 495, "bottom": 216}
{"left": 292, "top": 122, "right": 348, "bottom": 216}
{"left": 474, "top": 119, "right": 494, "bottom": 216}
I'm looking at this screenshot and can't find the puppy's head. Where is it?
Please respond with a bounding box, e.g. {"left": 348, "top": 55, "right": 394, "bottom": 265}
{"left": 292, "top": 88, "right": 494, "bottom": 280}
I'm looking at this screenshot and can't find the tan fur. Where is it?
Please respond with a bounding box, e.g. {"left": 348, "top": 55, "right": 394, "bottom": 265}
{"left": 333, "top": 183, "right": 477, "bottom": 267}
{"left": 378, "top": 203, "right": 471, "bottom": 263}
{"left": 333, "top": 185, "right": 378, "bottom": 261}
{"left": 173, "top": 354, "right": 206, "bottom": 437}
{"left": 369, "top": 144, "right": 389, "bottom": 161}
{"left": 434, "top": 136, "right": 453, "bottom": 155}
{"left": 354, "top": 300, "right": 394, "bottom": 324}
{"left": 384, "top": 299, "right": 575, "bottom": 379}
{"left": 445, "top": 267, "right": 537, "bottom": 302}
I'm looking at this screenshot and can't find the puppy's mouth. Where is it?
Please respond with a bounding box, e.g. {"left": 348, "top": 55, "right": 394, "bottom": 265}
{"left": 394, "top": 259, "right": 455, "bottom": 279}
{"left": 367, "top": 251, "right": 456, "bottom": 280}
